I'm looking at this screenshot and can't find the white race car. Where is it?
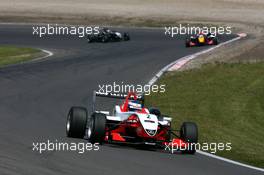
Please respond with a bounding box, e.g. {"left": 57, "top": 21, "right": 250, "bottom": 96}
{"left": 66, "top": 91, "right": 198, "bottom": 153}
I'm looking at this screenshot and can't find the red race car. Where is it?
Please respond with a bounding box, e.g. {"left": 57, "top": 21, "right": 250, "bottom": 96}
{"left": 186, "top": 32, "right": 218, "bottom": 47}
{"left": 66, "top": 91, "right": 198, "bottom": 154}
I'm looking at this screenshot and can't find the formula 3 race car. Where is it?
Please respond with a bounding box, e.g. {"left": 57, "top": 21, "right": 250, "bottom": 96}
{"left": 66, "top": 92, "right": 198, "bottom": 154}
{"left": 87, "top": 28, "right": 130, "bottom": 43}
{"left": 186, "top": 32, "right": 218, "bottom": 47}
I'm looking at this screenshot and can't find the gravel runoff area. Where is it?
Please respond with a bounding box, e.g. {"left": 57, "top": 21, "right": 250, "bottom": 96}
{"left": 0, "top": 0, "right": 263, "bottom": 24}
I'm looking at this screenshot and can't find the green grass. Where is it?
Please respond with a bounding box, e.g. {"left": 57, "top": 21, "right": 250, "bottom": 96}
{"left": 146, "top": 63, "right": 264, "bottom": 168}
{"left": 0, "top": 46, "right": 43, "bottom": 67}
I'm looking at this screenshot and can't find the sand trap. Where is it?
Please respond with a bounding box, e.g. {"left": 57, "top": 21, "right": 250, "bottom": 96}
{"left": 0, "top": 0, "right": 263, "bottom": 25}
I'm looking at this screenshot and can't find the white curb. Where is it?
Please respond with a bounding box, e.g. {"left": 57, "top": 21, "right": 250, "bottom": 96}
{"left": 148, "top": 33, "right": 247, "bottom": 85}
{"left": 197, "top": 150, "right": 264, "bottom": 172}
{"left": 0, "top": 48, "right": 53, "bottom": 69}
{"left": 32, "top": 49, "right": 54, "bottom": 61}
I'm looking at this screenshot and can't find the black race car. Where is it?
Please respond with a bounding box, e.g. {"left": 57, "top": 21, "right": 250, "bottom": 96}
{"left": 87, "top": 28, "right": 130, "bottom": 43}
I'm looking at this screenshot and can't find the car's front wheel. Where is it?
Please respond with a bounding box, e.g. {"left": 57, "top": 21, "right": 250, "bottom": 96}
{"left": 66, "top": 107, "right": 88, "bottom": 138}
{"left": 180, "top": 122, "right": 198, "bottom": 154}
{"left": 87, "top": 113, "right": 106, "bottom": 144}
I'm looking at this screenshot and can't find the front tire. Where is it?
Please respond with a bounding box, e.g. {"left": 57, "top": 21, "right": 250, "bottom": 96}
{"left": 180, "top": 122, "right": 198, "bottom": 154}
{"left": 66, "top": 107, "right": 88, "bottom": 138}
{"left": 87, "top": 113, "right": 106, "bottom": 144}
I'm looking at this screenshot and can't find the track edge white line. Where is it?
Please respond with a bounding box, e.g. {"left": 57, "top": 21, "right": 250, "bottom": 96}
{"left": 33, "top": 49, "right": 54, "bottom": 61}
{"left": 196, "top": 150, "right": 264, "bottom": 172}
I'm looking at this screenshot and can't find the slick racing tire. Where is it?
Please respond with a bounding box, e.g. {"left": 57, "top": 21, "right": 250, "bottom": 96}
{"left": 87, "top": 37, "right": 93, "bottom": 43}
{"left": 180, "top": 122, "right": 198, "bottom": 154}
{"left": 213, "top": 38, "right": 218, "bottom": 45}
{"left": 149, "top": 107, "right": 161, "bottom": 117}
{"left": 149, "top": 107, "right": 163, "bottom": 120}
{"left": 66, "top": 107, "right": 88, "bottom": 138}
{"left": 101, "top": 36, "right": 109, "bottom": 43}
{"left": 87, "top": 113, "right": 106, "bottom": 144}
{"left": 185, "top": 39, "right": 190, "bottom": 47}
{"left": 123, "top": 33, "right": 130, "bottom": 41}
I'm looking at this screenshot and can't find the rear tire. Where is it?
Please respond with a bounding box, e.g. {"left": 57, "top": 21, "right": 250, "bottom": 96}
{"left": 185, "top": 39, "right": 190, "bottom": 47}
{"left": 149, "top": 107, "right": 161, "bottom": 117}
{"left": 123, "top": 33, "right": 130, "bottom": 41}
{"left": 180, "top": 122, "right": 198, "bottom": 154}
{"left": 87, "top": 37, "right": 93, "bottom": 43}
{"left": 149, "top": 107, "right": 165, "bottom": 121}
{"left": 102, "top": 36, "right": 108, "bottom": 43}
{"left": 213, "top": 38, "right": 218, "bottom": 45}
{"left": 87, "top": 113, "right": 106, "bottom": 144}
{"left": 66, "top": 107, "right": 88, "bottom": 138}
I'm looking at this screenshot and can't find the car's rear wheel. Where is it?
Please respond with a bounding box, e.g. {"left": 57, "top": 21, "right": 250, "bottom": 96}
{"left": 66, "top": 107, "right": 88, "bottom": 138}
{"left": 87, "top": 37, "right": 93, "bottom": 43}
{"left": 180, "top": 122, "right": 198, "bottom": 154}
{"left": 102, "top": 36, "right": 108, "bottom": 43}
{"left": 87, "top": 113, "right": 106, "bottom": 144}
{"left": 123, "top": 33, "right": 130, "bottom": 41}
{"left": 150, "top": 107, "right": 166, "bottom": 122}
{"left": 213, "top": 38, "right": 218, "bottom": 45}
{"left": 149, "top": 107, "right": 161, "bottom": 116}
{"left": 185, "top": 39, "right": 190, "bottom": 47}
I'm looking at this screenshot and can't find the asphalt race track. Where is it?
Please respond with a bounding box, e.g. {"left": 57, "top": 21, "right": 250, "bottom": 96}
{"left": 0, "top": 24, "right": 262, "bottom": 175}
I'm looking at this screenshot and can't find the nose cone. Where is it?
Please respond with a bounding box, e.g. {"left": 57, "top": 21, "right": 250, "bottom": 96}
{"left": 137, "top": 113, "right": 158, "bottom": 136}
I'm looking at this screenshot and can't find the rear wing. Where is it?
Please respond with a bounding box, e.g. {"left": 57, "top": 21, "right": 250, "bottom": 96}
{"left": 92, "top": 91, "right": 145, "bottom": 112}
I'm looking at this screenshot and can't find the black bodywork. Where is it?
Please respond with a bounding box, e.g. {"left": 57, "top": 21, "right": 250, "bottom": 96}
{"left": 87, "top": 28, "right": 130, "bottom": 43}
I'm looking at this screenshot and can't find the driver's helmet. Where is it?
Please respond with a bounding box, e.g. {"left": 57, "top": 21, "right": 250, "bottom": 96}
{"left": 102, "top": 28, "right": 111, "bottom": 33}
{"left": 101, "top": 28, "right": 109, "bottom": 33}
{"left": 128, "top": 100, "right": 142, "bottom": 111}
{"left": 198, "top": 32, "right": 205, "bottom": 43}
